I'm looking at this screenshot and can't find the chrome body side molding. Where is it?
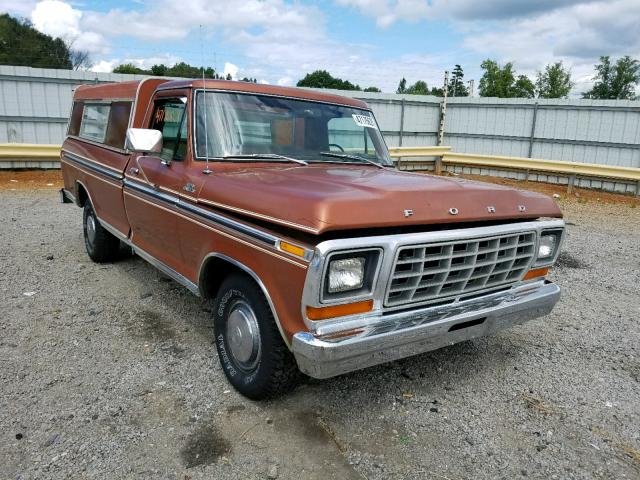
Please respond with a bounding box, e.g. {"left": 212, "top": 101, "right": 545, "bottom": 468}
{"left": 123, "top": 178, "right": 281, "bottom": 248}
{"left": 133, "top": 245, "right": 200, "bottom": 296}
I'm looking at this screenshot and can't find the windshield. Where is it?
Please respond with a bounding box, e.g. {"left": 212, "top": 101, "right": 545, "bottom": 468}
{"left": 194, "top": 91, "right": 392, "bottom": 166}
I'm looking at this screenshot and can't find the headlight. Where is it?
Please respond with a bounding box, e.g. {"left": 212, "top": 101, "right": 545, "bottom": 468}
{"left": 322, "top": 249, "right": 382, "bottom": 301}
{"left": 534, "top": 230, "right": 563, "bottom": 266}
{"left": 328, "top": 257, "right": 365, "bottom": 293}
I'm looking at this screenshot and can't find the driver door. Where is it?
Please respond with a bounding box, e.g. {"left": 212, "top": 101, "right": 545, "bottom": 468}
{"left": 124, "top": 94, "right": 190, "bottom": 272}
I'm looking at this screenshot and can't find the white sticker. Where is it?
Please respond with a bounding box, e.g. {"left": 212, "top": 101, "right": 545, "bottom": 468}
{"left": 352, "top": 114, "right": 378, "bottom": 129}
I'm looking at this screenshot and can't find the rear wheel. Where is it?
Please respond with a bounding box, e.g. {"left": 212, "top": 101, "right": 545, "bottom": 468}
{"left": 213, "top": 273, "right": 300, "bottom": 399}
{"left": 83, "top": 201, "right": 120, "bottom": 263}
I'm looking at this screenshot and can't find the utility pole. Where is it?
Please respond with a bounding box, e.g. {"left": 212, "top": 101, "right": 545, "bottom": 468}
{"left": 436, "top": 70, "right": 449, "bottom": 175}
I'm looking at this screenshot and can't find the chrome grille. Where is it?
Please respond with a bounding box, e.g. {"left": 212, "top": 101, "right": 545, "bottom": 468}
{"left": 385, "top": 231, "right": 537, "bottom": 308}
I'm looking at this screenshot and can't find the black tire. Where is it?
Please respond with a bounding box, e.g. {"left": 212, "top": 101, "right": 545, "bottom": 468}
{"left": 83, "top": 201, "right": 120, "bottom": 263}
{"left": 213, "top": 273, "right": 300, "bottom": 399}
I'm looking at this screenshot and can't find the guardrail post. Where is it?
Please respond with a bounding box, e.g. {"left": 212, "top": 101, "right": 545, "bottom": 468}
{"left": 434, "top": 156, "right": 443, "bottom": 175}
{"left": 567, "top": 174, "right": 576, "bottom": 194}
{"left": 636, "top": 180, "right": 640, "bottom": 197}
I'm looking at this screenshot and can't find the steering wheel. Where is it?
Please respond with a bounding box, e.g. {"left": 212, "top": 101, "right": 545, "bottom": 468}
{"left": 328, "top": 143, "right": 345, "bottom": 152}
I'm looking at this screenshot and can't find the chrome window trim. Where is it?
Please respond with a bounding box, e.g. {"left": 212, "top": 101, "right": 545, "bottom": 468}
{"left": 300, "top": 219, "right": 565, "bottom": 332}
{"left": 198, "top": 253, "right": 291, "bottom": 348}
{"left": 191, "top": 88, "right": 378, "bottom": 162}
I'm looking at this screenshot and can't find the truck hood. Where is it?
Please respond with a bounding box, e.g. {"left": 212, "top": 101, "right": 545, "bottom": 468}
{"left": 197, "top": 164, "right": 562, "bottom": 235}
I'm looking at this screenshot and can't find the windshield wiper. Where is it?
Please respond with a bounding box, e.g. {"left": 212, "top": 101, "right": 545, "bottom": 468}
{"left": 220, "top": 153, "right": 308, "bottom": 166}
{"left": 318, "top": 152, "right": 386, "bottom": 169}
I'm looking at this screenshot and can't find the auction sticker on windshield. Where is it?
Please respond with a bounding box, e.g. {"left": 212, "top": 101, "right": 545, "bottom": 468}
{"left": 352, "top": 114, "right": 378, "bottom": 129}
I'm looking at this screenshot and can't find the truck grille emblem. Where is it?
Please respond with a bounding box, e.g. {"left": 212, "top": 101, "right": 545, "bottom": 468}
{"left": 448, "top": 207, "right": 459, "bottom": 215}
{"left": 403, "top": 209, "right": 414, "bottom": 218}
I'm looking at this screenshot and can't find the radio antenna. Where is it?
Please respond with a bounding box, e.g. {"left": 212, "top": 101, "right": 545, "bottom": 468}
{"left": 199, "top": 24, "right": 212, "bottom": 175}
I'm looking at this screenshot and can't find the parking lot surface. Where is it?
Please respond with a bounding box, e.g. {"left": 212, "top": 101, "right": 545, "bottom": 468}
{"left": 1, "top": 187, "right": 639, "bottom": 479}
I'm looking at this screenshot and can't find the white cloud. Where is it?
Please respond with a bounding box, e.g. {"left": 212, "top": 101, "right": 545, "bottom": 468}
{"left": 2, "top": 0, "right": 38, "bottom": 17}
{"left": 31, "top": 0, "right": 81, "bottom": 38}
{"left": 81, "top": 0, "right": 319, "bottom": 41}
{"left": 29, "top": 0, "right": 109, "bottom": 55}
{"left": 337, "top": 0, "right": 640, "bottom": 94}
{"left": 91, "top": 60, "right": 117, "bottom": 73}
{"left": 462, "top": 0, "right": 640, "bottom": 93}
{"left": 90, "top": 54, "right": 182, "bottom": 73}
{"left": 277, "top": 76, "right": 293, "bottom": 86}
{"left": 223, "top": 62, "right": 238, "bottom": 80}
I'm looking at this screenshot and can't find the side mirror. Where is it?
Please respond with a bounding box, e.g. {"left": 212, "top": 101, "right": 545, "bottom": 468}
{"left": 126, "top": 128, "right": 163, "bottom": 154}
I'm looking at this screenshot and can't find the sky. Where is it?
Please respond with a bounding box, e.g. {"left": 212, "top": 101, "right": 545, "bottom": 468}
{"left": 2, "top": 0, "right": 640, "bottom": 94}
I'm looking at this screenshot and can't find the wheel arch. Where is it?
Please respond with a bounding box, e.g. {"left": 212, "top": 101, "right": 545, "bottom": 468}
{"left": 75, "top": 180, "right": 90, "bottom": 207}
{"left": 199, "top": 253, "right": 291, "bottom": 348}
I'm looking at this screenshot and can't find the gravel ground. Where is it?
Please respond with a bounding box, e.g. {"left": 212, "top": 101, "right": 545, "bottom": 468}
{"left": 1, "top": 189, "right": 639, "bottom": 480}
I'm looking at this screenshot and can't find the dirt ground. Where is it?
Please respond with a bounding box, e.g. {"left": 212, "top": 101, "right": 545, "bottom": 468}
{"left": 1, "top": 175, "right": 639, "bottom": 480}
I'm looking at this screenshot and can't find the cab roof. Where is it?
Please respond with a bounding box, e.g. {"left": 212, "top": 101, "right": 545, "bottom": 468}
{"left": 73, "top": 78, "right": 369, "bottom": 110}
{"left": 160, "top": 79, "right": 370, "bottom": 109}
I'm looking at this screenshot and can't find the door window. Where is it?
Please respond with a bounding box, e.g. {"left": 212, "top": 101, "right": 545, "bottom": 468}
{"left": 150, "top": 98, "right": 188, "bottom": 162}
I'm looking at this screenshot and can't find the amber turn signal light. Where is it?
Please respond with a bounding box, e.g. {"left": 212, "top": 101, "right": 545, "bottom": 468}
{"left": 523, "top": 267, "right": 549, "bottom": 280}
{"left": 306, "top": 299, "right": 374, "bottom": 321}
{"left": 279, "top": 240, "right": 307, "bottom": 258}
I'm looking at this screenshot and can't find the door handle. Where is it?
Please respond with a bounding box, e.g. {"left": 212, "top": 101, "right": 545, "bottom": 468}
{"left": 129, "top": 167, "right": 139, "bottom": 175}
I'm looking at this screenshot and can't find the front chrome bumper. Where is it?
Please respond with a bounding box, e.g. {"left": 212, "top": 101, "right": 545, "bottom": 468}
{"left": 292, "top": 280, "right": 560, "bottom": 379}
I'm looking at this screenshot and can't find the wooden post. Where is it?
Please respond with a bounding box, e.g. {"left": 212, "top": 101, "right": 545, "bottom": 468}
{"left": 436, "top": 70, "right": 449, "bottom": 175}
{"left": 399, "top": 98, "right": 405, "bottom": 147}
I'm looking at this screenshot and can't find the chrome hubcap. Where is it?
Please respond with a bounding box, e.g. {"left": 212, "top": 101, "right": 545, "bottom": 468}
{"left": 226, "top": 299, "right": 261, "bottom": 371}
{"left": 86, "top": 214, "right": 96, "bottom": 246}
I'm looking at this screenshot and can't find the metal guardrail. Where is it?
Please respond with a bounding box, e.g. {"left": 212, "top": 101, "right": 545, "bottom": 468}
{"left": 0, "top": 143, "right": 61, "bottom": 160}
{"left": 389, "top": 146, "right": 640, "bottom": 194}
{"left": 1, "top": 143, "right": 638, "bottom": 195}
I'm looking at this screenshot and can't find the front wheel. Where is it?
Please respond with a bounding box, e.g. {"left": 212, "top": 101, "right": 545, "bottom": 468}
{"left": 213, "top": 274, "right": 300, "bottom": 399}
{"left": 83, "top": 201, "right": 120, "bottom": 263}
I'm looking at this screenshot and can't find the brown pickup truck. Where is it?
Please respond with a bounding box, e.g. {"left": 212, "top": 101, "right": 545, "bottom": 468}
{"left": 61, "top": 78, "right": 565, "bottom": 399}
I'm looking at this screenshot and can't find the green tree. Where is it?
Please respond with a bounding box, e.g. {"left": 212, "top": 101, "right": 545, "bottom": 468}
{"left": 113, "top": 63, "right": 146, "bottom": 74}
{"left": 583, "top": 56, "right": 640, "bottom": 100}
{"left": 166, "top": 62, "right": 215, "bottom": 78}
{"left": 296, "top": 70, "right": 361, "bottom": 90}
{"left": 448, "top": 64, "right": 469, "bottom": 97}
{"left": 364, "top": 86, "right": 381, "bottom": 92}
{"left": 0, "top": 14, "right": 71, "bottom": 69}
{"left": 396, "top": 78, "right": 407, "bottom": 94}
{"left": 405, "top": 80, "right": 429, "bottom": 95}
{"left": 150, "top": 64, "right": 167, "bottom": 76}
{"left": 513, "top": 75, "right": 535, "bottom": 98}
{"left": 535, "top": 62, "right": 573, "bottom": 98}
{"left": 479, "top": 59, "right": 534, "bottom": 98}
